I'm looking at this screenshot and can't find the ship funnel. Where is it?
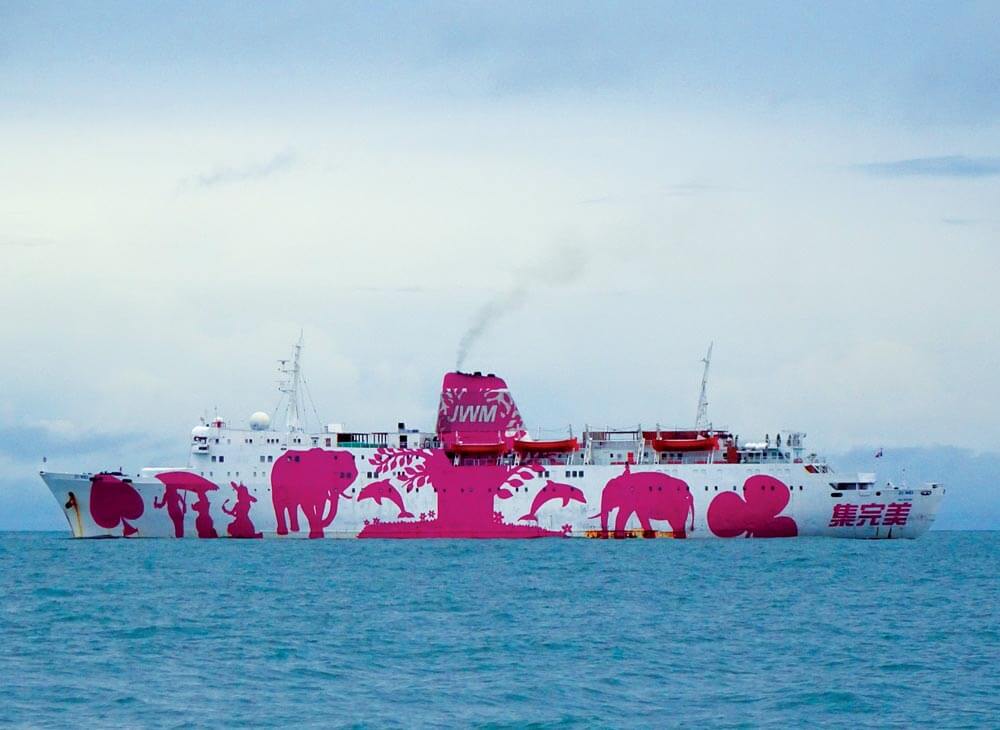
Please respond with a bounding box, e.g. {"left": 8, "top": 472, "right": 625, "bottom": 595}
{"left": 436, "top": 371, "right": 525, "bottom": 448}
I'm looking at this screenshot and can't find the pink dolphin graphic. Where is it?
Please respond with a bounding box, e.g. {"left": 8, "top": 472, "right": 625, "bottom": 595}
{"left": 358, "top": 479, "right": 414, "bottom": 519}
{"left": 519, "top": 480, "right": 586, "bottom": 522}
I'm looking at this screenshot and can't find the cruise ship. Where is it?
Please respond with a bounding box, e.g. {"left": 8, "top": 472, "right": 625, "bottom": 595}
{"left": 40, "top": 340, "right": 944, "bottom": 539}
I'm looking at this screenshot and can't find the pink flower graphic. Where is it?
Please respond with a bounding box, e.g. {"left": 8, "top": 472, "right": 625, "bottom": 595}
{"left": 707, "top": 475, "right": 797, "bottom": 538}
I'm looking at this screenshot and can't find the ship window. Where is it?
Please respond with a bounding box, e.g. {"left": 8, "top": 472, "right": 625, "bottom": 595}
{"left": 267, "top": 455, "right": 273, "bottom": 462}
{"left": 326, "top": 438, "right": 332, "bottom": 447}
{"left": 218, "top": 456, "right": 224, "bottom": 463}
{"left": 260, "top": 456, "right": 265, "bottom": 463}
{"left": 211, "top": 455, "right": 217, "bottom": 462}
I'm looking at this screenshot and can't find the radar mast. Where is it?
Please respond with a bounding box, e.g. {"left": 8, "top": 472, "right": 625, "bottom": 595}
{"left": 279, "top": 332, "right": 305, "bottom": 433}
{"left": 694, "top": 342, "right": 713, "bottom": 430}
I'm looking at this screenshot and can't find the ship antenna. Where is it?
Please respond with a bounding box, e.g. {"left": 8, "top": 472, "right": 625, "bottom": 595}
{"left": 694, "top": 341, "right": 713, "bottom": 430}
{"left": 279, "top": 332, "right": 305, "bottom": 433}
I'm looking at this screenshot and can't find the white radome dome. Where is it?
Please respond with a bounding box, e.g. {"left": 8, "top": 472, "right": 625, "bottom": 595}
{"left": 249, "top": 411, "right": 271, "bottom": 431}
{"left": 191, "top": 425, "right": 212, "bottom": 439}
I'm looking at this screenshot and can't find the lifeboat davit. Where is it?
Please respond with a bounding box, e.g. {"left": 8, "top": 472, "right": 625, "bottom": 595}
{"left": 513, "top": 437, "right": 579, "bottom": 454}
{"left": 649, "top": 435, "right": 719, "bottom": 452}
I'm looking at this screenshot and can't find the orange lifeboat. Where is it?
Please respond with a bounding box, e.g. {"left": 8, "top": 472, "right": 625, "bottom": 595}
{"left": 446, "top": 441, "right": 507, "bottom": 456}
{"left": 513, "top": 437, "right": 579, "bottom": 454}
{"left": 649, "top": 435, "right": 719, "bottom": 452}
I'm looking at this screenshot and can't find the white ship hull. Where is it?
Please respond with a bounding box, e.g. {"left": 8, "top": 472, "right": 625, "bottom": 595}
{"left": 41, "top": 457, "right": 942, "bottom": 540}
{"left": 38, "top": 353, "right": 945, "bottom": 540}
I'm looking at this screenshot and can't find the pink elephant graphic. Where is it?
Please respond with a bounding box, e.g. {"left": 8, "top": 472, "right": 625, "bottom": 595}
{"left": 271, "top": 448, "right": 358, "bottom": 538}
{"left": 590, "top": 463, "right": 695, "bottom": 538}
{"left": 90, "top": 473, "right": 144, "bottom": 537}
{"left": 707, "top": 475, "right": 797, "bottom": 538}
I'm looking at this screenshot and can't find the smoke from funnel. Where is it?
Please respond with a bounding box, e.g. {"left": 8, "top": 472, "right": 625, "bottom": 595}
{"left": 455, "top": 244, "right": 587, "bottom": 370}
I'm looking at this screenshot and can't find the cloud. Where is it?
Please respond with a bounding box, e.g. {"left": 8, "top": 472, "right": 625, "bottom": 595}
{"left": 0, "top": 236, "right": 55, "bottom": 248}
{"left": 0, "top": 422, "right": 164, "bottom": 461}
{"left": 578, "top": 196, "right": 616, "bottom": 205}
{"left": 182, "top": 149, "right": 296, "bottom": 189}
{"left": 349, "top": 285, "right": 427, "bottom": 294}
{"left": 663, "top": 183, "right": 734, "bottom": 196}
{"left": 857, "top": 155, "right": 1000, "bottom": 178}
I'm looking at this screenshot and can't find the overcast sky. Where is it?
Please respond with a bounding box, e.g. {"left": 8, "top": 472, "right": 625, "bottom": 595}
{"left": 1, "top": 2, "right": 998, "bottom": 528}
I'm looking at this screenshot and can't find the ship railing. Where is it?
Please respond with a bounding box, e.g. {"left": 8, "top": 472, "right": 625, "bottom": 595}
{"left": 526, "top": 425, "right": 575, "bottom": 439}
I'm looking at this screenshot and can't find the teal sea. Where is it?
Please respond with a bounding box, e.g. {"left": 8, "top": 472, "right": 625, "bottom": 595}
{"left": 1, "top": 532, "right": 997, "bottom": 728}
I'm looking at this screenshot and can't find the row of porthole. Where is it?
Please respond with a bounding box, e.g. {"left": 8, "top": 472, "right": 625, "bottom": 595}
{"left": 701, "top": 485, "right": 807, "bottom": 491}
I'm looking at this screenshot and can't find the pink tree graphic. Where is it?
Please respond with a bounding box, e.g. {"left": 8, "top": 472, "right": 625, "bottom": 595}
{"left": 358, "top": 448, "right": 566, "bottom": 538}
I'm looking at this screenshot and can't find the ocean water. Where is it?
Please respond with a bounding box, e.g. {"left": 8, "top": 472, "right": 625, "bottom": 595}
{"left": 0, "top": 532, "right": 997, "bottom": 728}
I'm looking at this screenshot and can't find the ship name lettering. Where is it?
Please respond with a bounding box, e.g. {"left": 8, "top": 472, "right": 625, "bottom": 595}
{"left": 449, "top": 404, "right": 498, "bottom": 423}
